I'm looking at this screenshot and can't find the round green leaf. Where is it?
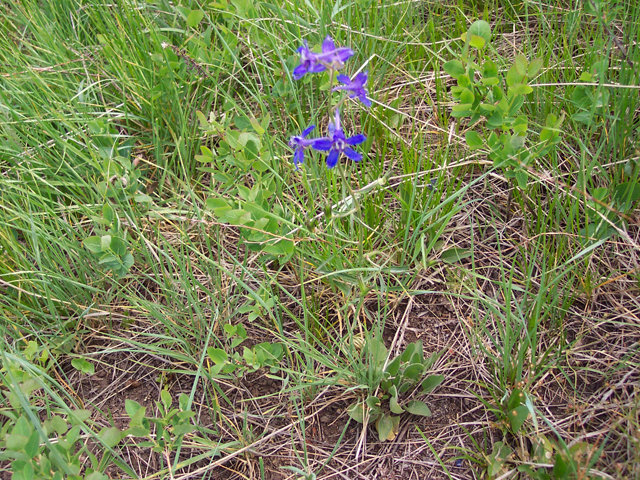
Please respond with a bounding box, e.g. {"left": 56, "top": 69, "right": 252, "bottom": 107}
{"left": 465, "top": 131, "right": 484, "bottom": 150}
{"left": 468, "top": 20, "right": 491, "bottom": 44}
{"left": 443, "top": 60, "right": 465, "bottom": 79}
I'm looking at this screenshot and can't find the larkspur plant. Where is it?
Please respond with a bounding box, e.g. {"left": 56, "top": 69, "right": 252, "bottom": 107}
{"left": 289, "top": 35, "right": 370, "bottom": 170}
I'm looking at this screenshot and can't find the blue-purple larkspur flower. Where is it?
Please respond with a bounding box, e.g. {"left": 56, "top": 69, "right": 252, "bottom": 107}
{"left": 289, "top": 125, "right": 321, "bottom": 169}
{"left": 332, "top": 71, "right": 372, "bottom": 107}
{"left": 292, "top": 36, "right": 355, "bottom": 80}
{"left": 313, "top": 110, "right": 366, "bottom": 168}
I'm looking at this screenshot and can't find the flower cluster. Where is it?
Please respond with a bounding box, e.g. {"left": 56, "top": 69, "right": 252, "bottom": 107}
{"left": 289, "top": 35, "right": 371, "bottom": 170}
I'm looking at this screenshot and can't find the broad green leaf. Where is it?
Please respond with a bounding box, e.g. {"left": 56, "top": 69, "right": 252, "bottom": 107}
{"left": 206, "top": 347, "right": 228, "bottom": 364}
{"left": 468, "top": 34, "right": 486, "bottom": 49}
{"left": 515, "top": 54, "right": 528, "bottom": 76}
{"left": 347, "top": 402, "right": 365, "bottom": 423}
{"left": 483, "top": 60, "right": 498, "bottom": 77}
{"left": 579, "top": 71, "right": 594, "bottom": 82}
{"left": 443, "top": 60, "right": 465, "bottom": 79}
{"left": 508, "top": 404, "right": 530, "bottom": 433}
{"left": 160, "top": 389, "right": 172, "bottom": 409}
{"left": 384, "top": 355, "right": 401, "bottom": 377}
{"left": 71, "top": 410, "right": 91, "bottom": 424}
{"left": 487, "top": 111, "right": 504, "bottom": 128}
{"left": 83, "top": 237, "right": 102, "bottom": 254}
{"left": 365, "top": 338, "right": 388, "bottom": 366}
{"left": 99, "top": 427, "right": 123, "bottom": 448}
{"left": 102, "top": 203, "right": 114, "bottom": 223}
{"left": 390, "top": 394, "right": 404, "bottom": 414}
{"left": 186, "top": 10, "right": 204, "bottom": 28}
{"left": 71, "top": 358, "right": 95, "bottom": 375}
{"left": 508, "top": 84, "right": 533, "bottom": 96}
{"left": 86, "top": 473, "right": 109, "bottom": 480}
{"left": 506, "top": 65, "right": 524, "bottom": 87}
{"left": 125, "top": 400, "right": 143, "bottom": 418}
{"left": 487, "top": 442, "right": 512, "bottom": 477}
{"left": 467, "top": 20, "right": 491, "bottom": 43}
{"left": 465, "top": 131, "right": 483, "bottom": 150}
{"left": 528, "top": 57, "right": 543, "bottom": 77}
{"left": 553, "top": 453, "right": 570, "bottom": 479}
{"left": 173, "top": 423, "right": 195, "bottom": 436}
{"left": 421, "top": 374, "right": 445, "bottom": 393}
{"left": 405, "top": 400, "right": 432, "bottom": 416}
{"left": 403, "top": 363, "right": 424, "bottom": 381}
{"left": 460, "top": 88, "right": 475, "bottom": 104}
{"left": 375, "top": 414, "right": 397, "bottom": 441}
{"left": 515, "top": 170, "right": 528, "bottom": 189}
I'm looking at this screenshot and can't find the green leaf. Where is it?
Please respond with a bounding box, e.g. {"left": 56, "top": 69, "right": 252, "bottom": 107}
{"left": 508, "top": 84, "right": 533, "bottom": 96}
{"left": 487, "top": 442, "right": 512, "bottom": 477}
{"left": 514, "top": 54, "right": 528, "bottom": 76}
{"left": 579, "top": 71, "right": 594, "bottom": 82}
{"left": 99, "top": 427, "right": 123, "bottom": 448}
{"left": 125, "top": 400, "right": 143, "bottom": 418}
{"left": 102, "top": 203, "right": 114, "bottom": 224}
{"left": 86, "top": 472, "right": 109, "bottom": 480}
{"left": 460, "top": 88, "right": 475, "bottom": 104}
{"left": 160, "top": 390, "right": 172, "bottom": 409}
{"left": 206, "top": 347, "right": 228, "bottom": 365}
{"left": 465, "top": 131, "right": 483, "bottom": 150}
{"left": 365, "top": 338, "right": 388, "bottom": 366}
{"left": 83, "top": 237, "right": 103, "bottom": 254}
{"left": 440, "top": 248, "right": 472, "bottom": 264}
{"left": 528, "top": 57, "right": 543, "bottom": 77}
{"left": 71, "top": 409, "right": 91, "bottom": 424}
{"left": 384, "top": 356, "right": 401, "bottom": 377}
{"left": 347, "top": 402, "right": 365, "bottom": 423}
{"left": 467, "top": 20, "right": 491, "bottom": 43}
{"left": 71, "top": 358, "right": 95, "bottom": 375}
{"left": 506, "top": 65, "right": 524, "bottom": 87}
{"left": 375, "top": 414, "right": 396, "bottom": 441}
{"left": 390, "top": 394, "right": 404, "bottom": 415}
{"left": 553, "top": 453, "right": 570, "bottom": 479}
{"left": 443, "top": 60, "right": 465, "bottom": 79}
{"left": 483, "top": 60, "right": 498, "bottom": 78}
{"left": 186, "top": 10, "right": 204, "bottom": 28}
{"left": 468, "top": 35, "right": 486, "bottom": 49}
{"left": 405, "top": 400, "right": 432, "bottom": 416}
{"left": 487, "top": 111, "right": 504, "bottom": 128}
{"left": 403, "top": 363, "right": 424, "bottom": 381}
{"left": 421, "top": 374, "right": 445, "bottom": 393}
{"left": 515, "top": 170, "right": 528, "bottom": 189}
{"left": 508, "top": 404, "right": 530, "bottom": 433}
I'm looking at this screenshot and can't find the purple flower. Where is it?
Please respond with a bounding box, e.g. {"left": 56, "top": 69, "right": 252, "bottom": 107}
{"left": 289, "top": 125, "right": 320, "bottom": 169}
{"left": 313, "top": 110, "right": 366, "bottom": 168}
{"left": 292, "top": 36, "right": 355, "bottom": 80}
{"left": 333, "top": 71, "right": 372, "bottom": 107}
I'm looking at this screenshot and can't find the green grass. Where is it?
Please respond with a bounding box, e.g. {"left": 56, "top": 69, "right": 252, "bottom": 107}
{"left": 1, "top": 0, "right": 639, "bottom": 478}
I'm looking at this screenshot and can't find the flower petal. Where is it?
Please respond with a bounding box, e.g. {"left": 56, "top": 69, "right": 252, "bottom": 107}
{"left": 293, "top": 148, "right": 304, "bottom": 167}
{"left": 334, "top": 47, "right": 354, "bottom": 63}
{"left": 336, "top": 74, "right": 350, "bottom": 84}
{"left": 353, "top": 71, "right": 368, "bottom": 86}
{"left": 343, "top": 148, "right": 362, "bottom": 162}
{"left": 310, "top": 63, "right": 327, "bottom": 74}
{"left": 359, "top": 94, "right": 372, "bottom": 107}
{"left": 326, "top": 149, "right": 340, "bottom": 168}
{"left": 322, "top": 36, "right": 336, "bottom": 53}
{"left": 346, "top": 134, "right": 366, "bottom": 145}
{"left": 301, "top": 125, "right": 316, "bottom": 137}
{"left": 312, "top": 139, "right": 332, "bottom": 151}
{"left": 292, "top": 64, "right": 308, "bottom": 79}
